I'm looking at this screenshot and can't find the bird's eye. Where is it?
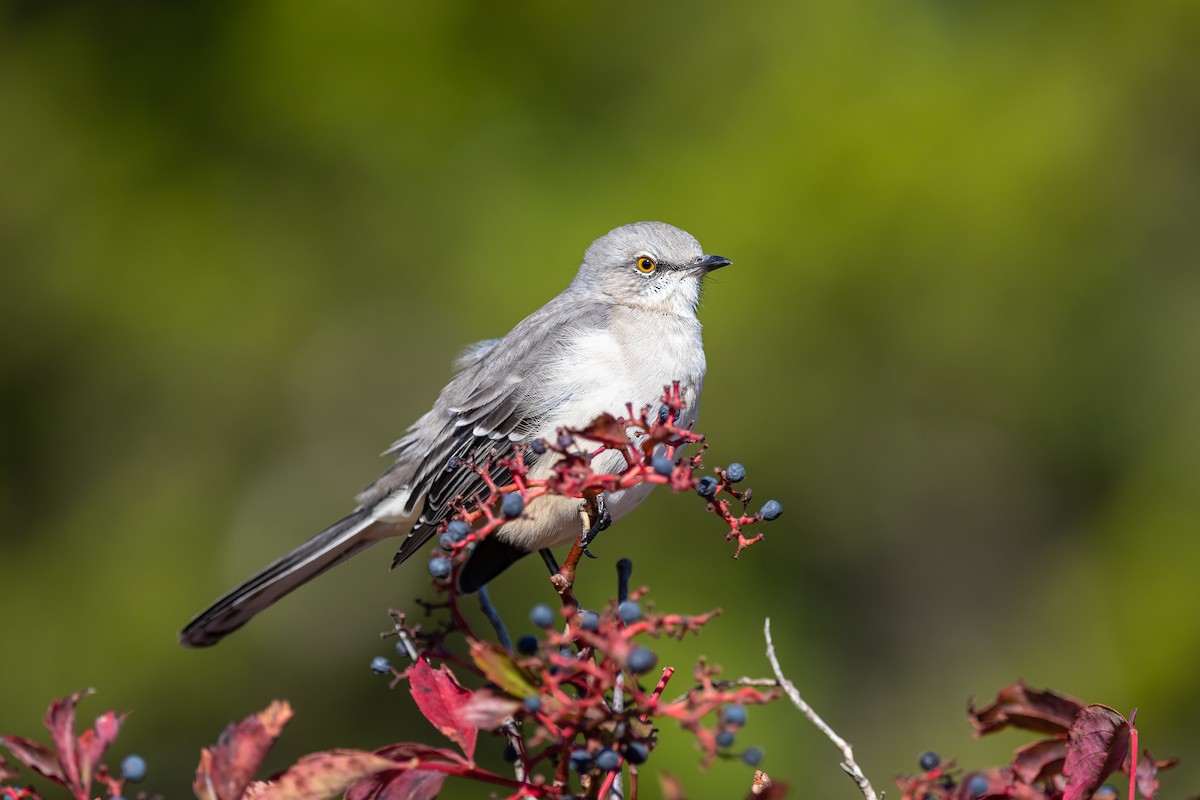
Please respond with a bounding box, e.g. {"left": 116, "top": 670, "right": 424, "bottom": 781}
{"left": 635, "top": 256, "right": 657, "bottom": 274}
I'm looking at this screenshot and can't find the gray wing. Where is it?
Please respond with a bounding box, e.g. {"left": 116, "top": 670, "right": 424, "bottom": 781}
{"left": 365, "top": 295, "right": 604, "bottom": 567}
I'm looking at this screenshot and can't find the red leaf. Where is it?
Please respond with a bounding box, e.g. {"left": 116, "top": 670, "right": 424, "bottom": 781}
{"left": 253, "top": 750, "right": 395, "bottom": 800}
{"left": 457, "top": 691, "right": 520, "bottom": 730}
{"left": 969, "top": 681, "right": 1084, "bottom": 737}
{"left": 577, "top": 413, "right": 632, "bottom": 449}
{"left": 44, "top": 689, "right": 92, "bottom": 799}
{"left": 0, "top": 754, "right": 20, "bottom": 783}
{"left": 193, "top": 700, "right": 294, "bottom": 800}
{"left": 76, "top": 711, "right": 126, "bottom": 790}
{"left": 0, "top": 736, "right": 63, "bottom": 784}
{"left": 1133, "top": 748, "right": 1180, "bottom": 799}
{"left": 1012, "top": 737, "right": 1069, "bottom": 783}
{"left": 346, "top": 744, "right": 466, "bottom": 800}
{"left": 407, "top": 660, "right": 477, "bottom": 761}
{"left": 346, "top": 768, "right": 446, "bottom": 800}
{"left": 1062, "top": 704, "right": 1130, "bottom": 800}
{"left": 372, "top": 743, "right": 465, "bottom": 764}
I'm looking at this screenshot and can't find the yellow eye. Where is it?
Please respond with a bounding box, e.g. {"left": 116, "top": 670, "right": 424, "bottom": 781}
{"left": 636, "top": 256, "right": 657, "bottom": 274}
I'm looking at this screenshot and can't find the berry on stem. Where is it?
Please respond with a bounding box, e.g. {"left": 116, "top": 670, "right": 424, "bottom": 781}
{"left": 742, "top": 747, "right": 763, "bottom": 767}
{"left": 569, "top": 749, "right": 593, "bottom": 772}
{"left": 624, "top": 742, "right": 650, "bottom": 765}
{"left": 617, "top": 600, "right": 642, "bottom": 624}
{"left": 725, "top": 462, "right": 746, "bottom": 483}
{"left": 696, "top": 476, "right": 719, "bottom": 497}
{"left": 516, "top": 635, "right": 539, "bottom": 655}
{"left": 716, "top": 730, "right": 735, "bottom": 748}
{"left": 627, "top": 646, "right": 658, "bottom": 674}
{"left": 595, "top": 748, "right": 621, "bottom": 772}
{"left": 722, "top": 704, "right": 748, "bottom": 727}
{"left": 651, "top": 455, "right": 674, "bottom": 476}
{"left": 529, "top": 604, "right": 554, "bottom": 628}
{"left": 578, "top": 610, "right": 601, "bottom": 632}
{"left": 120, "top": 755, "right": 146, "bottom": 783}
{"left": 428, "top": 557, "right": 452, "bottom": 580}
{"left": 501, "top": 492, "right": 524, "bottom": 518}
{"left": 370, "top": 656, "right": 391, "bottom": 675}
{"left": 918, "top": 750, "right": 941, "bottom": 771}
{"left": 760, "top": 500, "right": 783, "bottom": 521}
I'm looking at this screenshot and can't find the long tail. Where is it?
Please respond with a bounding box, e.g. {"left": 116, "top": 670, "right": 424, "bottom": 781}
{"left": 179, "top": 509, "right": 394, "bottom": 648}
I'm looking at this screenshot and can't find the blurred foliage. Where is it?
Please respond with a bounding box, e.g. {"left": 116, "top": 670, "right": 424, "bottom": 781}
{"left": 2, "top": 1, "right": 1198, "bottom": 798}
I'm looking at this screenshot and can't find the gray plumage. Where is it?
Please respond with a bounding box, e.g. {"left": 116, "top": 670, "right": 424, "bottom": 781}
{"left": 180, "top": 221, "right": 730, "bottom": 647}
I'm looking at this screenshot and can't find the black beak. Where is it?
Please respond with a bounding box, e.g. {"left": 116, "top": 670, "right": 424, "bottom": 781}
{"left": 694, "top": 254, "right": 732, "bottom": 273}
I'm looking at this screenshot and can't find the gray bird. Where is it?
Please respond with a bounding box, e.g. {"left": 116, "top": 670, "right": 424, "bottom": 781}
{"left": 180, "top": 221, "right": 730, "bottom": 647}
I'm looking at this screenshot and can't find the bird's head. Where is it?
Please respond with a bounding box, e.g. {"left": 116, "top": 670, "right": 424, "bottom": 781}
{"left": 574, "top": 221, "right": 730, "bottom": 315}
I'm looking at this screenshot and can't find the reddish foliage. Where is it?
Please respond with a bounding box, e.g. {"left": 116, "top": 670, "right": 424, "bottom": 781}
{"left": 194, "top": 700, "right": 294, "bottom": 800}
{"left": 0, "top": 689, "right": 126, "bottom": 800}
{"left": 1062, "top": 705, "right": 1131, "bottom": 800}
{"left": 405, "top": 659, "right": 476, "bottom": 761}
{"left": 897, "top": 683, "right": 1182, "bottom": 800}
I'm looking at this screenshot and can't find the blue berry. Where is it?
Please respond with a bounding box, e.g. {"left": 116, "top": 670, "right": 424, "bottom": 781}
{"left": 120, "top": 755, "right": 146, "bottom": 783}
{"left": 578, "top": 610, "right": 601, "bottom": 632}
{"left": 394, "top": 640, "right": 411, "bottom": 657}
{"left": 742, "top": 747, "right": 763, "bottom": 767}
{"left": 501, "top": 492, "right": 525, "bottom": 518}
{"left": 516, "top": 635, "right": 539, "bottom": 655}
{"left": 523, "top": 696, "right": 542, "bottom": 713}
{"left": 696, "top": 476, "right": 719, "bottom": 498}
{"left": 658, "top": 405, "right": 670, "bottom": 423}
{"left": 918, "top": 751, "right": 941, "bottom": 771}
{"left": 722, "top": 704, "right": 748, "bottom": 727}
{"left": 446, "top": 520, "right": 470, "bottom": 540}
{"left": 428, "top": 556, "right": 452, "bottom": 580}
{"left": 595, "top": 748, "right": 621, "bottom": 772}
{"left": 557, "top": 431, "right": 574, "bottom": 449}
{"left": 439, "top": 533, "right": 455, "bottom": 550}
{"left": 716, "top": 730, "right": 735, "bottom": 748}
{"left": 626, "top": 646, "right": 657, "bottom": 674}
{"left": 569, "top": 749, "right": 593, "bottom": 772}
{"left": 651, "top": 455, "right": 674, "bottom": 476}
{"left": 530, "top": 604, "right": 555, "bottom": 628}
{"left": 617, "top": 600, "right": 642, "bottom": 624}
{"left": 760, "top": 500, "right": 783, "bottom": 521}
{"left": 725, "top": 463, "right": 746, "bottom": 483}
{"left": 624, "top": 741, "right": 649, "bottom": 765}
{"left": 967, "top": 775, "right": 989, "bottom": 797}
{"left": 370, "top": 656, "right": 391, "bottom": 675}
{"left": 530, "top": 438, "right": 547, "bottom": 455}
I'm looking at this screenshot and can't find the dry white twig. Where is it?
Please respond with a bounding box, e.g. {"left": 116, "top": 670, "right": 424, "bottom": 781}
{"left": 764, "top": 618, "right": 881, "bottom": 800}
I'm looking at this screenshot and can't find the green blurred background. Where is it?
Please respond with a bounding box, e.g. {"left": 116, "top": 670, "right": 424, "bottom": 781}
{"left": 2, "top": 1, "right": 1198, "bottom": 797}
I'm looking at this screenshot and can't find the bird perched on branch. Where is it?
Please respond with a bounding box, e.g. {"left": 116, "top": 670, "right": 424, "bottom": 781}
{"left": 180, "top": 221, "right": 730, "bottom": 647}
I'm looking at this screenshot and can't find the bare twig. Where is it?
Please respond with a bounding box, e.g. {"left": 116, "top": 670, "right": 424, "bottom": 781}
{"left": 763, "top": 618, "right": 880, "bottom": 800}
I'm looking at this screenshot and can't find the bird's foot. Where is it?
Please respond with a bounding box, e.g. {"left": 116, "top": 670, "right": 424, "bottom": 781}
{"left": 579, "top": 494, "right": 612, "bottom": 558}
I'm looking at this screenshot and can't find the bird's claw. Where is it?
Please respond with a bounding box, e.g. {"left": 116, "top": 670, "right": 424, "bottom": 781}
{"left": 580, "top": 494, "right": 612, "bottom": 550}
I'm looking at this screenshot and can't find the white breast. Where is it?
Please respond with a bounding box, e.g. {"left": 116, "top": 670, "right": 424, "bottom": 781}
{"left": 496, "top": 309, "right": 706, "bottom": 550}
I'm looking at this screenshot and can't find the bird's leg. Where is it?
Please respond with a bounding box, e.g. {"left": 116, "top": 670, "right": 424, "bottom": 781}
{"left": 549, "top": 490, "right": 607, "bottom": 607}
{"left": 538, "top": 548, "right": 561, "bottom": 575}
{"left": 579, "top": 492, "right": 612, "bottom": 554}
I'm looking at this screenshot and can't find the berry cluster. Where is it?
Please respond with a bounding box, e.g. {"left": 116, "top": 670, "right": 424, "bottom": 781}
{"left": 367, "top": 555, "right": 779, "bottom": 798}
{"left": 421, "top": 383, "right": 783, "bottom": 591}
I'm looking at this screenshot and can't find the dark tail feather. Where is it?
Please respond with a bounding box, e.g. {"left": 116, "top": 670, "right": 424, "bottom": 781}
{"left": 180, "top": 509, "right": 391, "bottom": 647}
